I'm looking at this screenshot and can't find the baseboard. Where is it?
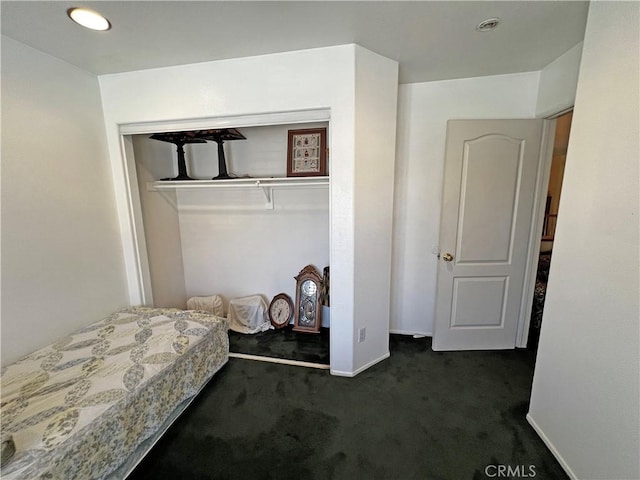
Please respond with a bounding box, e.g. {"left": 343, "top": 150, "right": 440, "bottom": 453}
{"left": 389, "top": 329, "right": 433, "bottom": 337}
{"left": 526, "top": 413, "right": 578, "bottom": 480}
{"left": 331, "top": 351, "right": 390, "bottom": 377}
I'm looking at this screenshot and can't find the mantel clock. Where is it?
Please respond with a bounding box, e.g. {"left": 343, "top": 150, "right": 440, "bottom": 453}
{"left": 293, "top": 265, "right": 323, "bottom": 333}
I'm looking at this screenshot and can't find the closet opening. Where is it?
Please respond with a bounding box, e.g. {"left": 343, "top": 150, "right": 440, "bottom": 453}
{"left": 527, "top": 110, "right": 573, "bottom": 352}
{"left": 122, "top": 112, "right": 331, "bottom": 367}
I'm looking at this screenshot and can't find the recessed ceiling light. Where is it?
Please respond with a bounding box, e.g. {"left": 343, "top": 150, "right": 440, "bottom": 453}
{"left": 67, "top": 7, "right": 111, "bottom": 31}
{"left": 476, "top": 17, "right": 500, "bottom": 32}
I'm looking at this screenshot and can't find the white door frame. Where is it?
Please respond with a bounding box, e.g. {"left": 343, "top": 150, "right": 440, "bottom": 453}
{"left": 516, "top": 108, "right": 574, "bottom": 347}
{"left": 515, "top": 118, "right": 557, "bottom": 347}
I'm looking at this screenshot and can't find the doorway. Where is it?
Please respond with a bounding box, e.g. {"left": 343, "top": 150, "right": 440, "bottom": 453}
{"left": 527, "top": 111, "right": 573, "bottom": 351}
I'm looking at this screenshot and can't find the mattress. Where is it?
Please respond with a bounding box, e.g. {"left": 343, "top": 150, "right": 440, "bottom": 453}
{"left": 0, "top": 307, "right": 229, "bottom": 479}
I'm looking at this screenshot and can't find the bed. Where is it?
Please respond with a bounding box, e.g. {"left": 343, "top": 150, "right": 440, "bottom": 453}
{"left": 0, "top": 307, "right": 229, "bottom": 479}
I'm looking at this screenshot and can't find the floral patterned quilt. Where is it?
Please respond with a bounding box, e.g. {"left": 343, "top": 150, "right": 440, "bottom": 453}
{"left": 0, "top": 307, "right": 229, "bottom": 479}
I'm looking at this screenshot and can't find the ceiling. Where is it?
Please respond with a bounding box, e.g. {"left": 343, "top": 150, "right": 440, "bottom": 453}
{"left": 0, "top": 1, "right": 589, "bottom": 84}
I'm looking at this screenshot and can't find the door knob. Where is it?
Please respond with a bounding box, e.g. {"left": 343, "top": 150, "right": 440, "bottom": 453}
{"left": 442, "top": 253, "right": 454, "bottom": 262}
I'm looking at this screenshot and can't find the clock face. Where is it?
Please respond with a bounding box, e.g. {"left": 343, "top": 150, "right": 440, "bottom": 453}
{"left": 273, "top": 298, "right": 290, "bottom": 320}
{"left": 301, "top": 279, "right": 317, "bottom": 296}
{"left": 269, "top": 294, "right": 293, "bottom": 329}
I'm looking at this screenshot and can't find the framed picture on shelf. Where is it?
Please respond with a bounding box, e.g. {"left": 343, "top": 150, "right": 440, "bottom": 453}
{"left": 287, "top": 128, "right": 327, "bottom": 177}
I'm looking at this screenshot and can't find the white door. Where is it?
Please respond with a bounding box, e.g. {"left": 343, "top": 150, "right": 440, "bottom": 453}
{"left": 433, "top": 119, "right": 545, "bottom": 351}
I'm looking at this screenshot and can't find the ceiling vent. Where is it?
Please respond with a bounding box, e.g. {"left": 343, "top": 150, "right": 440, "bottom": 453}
{"left": 476, "top": 18, "right": 501, "bottom": 32}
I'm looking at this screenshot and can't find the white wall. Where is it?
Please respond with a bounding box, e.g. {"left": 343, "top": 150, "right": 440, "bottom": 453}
{"left": 391, "top": 72, "right": 539, "bottom": 335}
{"left": 98, "top": 45, "right": 398, "bottom": 376}
{"left": 528, "top": 3, "right": 640, "bottom": 479}
{"left": 352, "top": 46, "right": 399, "bottom": 372}
{"left": 133, "top": 136, "right": 186, "bottom": 308}
{"left": 177, "top": 187, "right": 329, "bottom": 308}
{"left": 536, "top": 42, "right": 583, "bottom": 118}
{"left": 0, "top": 37, "right": 128, "bottom": 365}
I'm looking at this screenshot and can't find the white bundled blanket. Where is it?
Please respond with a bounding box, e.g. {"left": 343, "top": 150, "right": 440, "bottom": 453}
{"left": 186, "top": 295, "right": 224, "bottom": 317}
{"left": 228, "top": 295, "right": 272, "bottom": 334}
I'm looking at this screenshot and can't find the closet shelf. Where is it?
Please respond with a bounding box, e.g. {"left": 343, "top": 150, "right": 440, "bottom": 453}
{"left": 148, "top": 176, "right": 329, "bottom": 191}
{"left": 147, "top": 176, "right": 329, "bottom": 209}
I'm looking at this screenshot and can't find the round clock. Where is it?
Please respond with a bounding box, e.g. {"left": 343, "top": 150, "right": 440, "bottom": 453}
{"left": 268, "top": 293, "right": 294, "bottom": 329}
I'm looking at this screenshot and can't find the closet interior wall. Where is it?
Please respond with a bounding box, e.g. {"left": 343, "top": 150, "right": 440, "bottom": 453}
{"left": 132, "top": 122, "right": 330, "bottom": 322}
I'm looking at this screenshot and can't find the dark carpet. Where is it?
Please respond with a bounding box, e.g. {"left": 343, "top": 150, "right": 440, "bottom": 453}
{"left": 128, "top": 336, "right": 567, "bottom": 480}
{"left": 228, "top": 326, "right": 330, "bottom": 365}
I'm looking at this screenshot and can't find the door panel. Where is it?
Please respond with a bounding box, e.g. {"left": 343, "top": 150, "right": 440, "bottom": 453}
{"left": 451, "top": 277, "right": 508, "bottom": 328}
{"left": 457, "top": 135, "right": 522, "bottom": 263}
{"left": 433, "top": 119, "right": 544, "bottom": 351}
